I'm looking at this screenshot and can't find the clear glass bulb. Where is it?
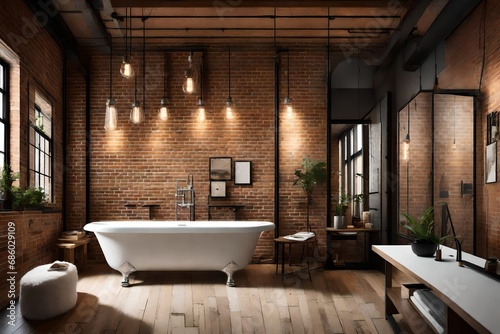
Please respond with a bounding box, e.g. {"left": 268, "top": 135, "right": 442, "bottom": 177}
{"left": 224, "top": 98, "right": 235, "bottom": 120}
{"left": 120, "top": 57, "right": 135, "bottom": 79}
{"left": 284, "top": 97, "right": 293, "bottom": 119}
{"left": 159, "top": 97, "right": 169, "bottom": 121}
{"left": 130, "top": 102, "right": 144, "bottom": 124}
{"left": 197, "top": 105, "right": 206, "bottom": 122}
{"left": 183, "top": 76, "right": 195, "bottom": 94}
{"left": 403, "top": 139, "right": 410, "bottom": 161}
{"left": 105, "top": 98, "right": 117, "bottom": 131}
{"left": 159, "top": 106, "right": 168, "bottom": 121}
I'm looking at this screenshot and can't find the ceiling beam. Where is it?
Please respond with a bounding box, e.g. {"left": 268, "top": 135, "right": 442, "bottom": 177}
{"left": 106, "top": 0, "right": 401, "bottom": 8}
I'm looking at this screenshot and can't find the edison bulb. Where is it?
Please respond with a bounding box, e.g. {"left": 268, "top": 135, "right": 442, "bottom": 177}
{"left": 197, "top": 105, "right": 206, "bottom": 122}
{"left": 159, "top": 97, "right": 169, "bottom": 121}
{"left": 105, "top": 98, "right": 117, "bottom": 131}
{"left": 183, "top": 76, "right": 195, "bottom": 94}
{"left": 120, "top": 57, "right": 134, "bottom": 79}
{"left": 130, "top": 102, "right": 144, "bottom": 124}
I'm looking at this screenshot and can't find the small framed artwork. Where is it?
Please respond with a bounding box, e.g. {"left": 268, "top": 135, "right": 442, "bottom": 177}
{"left": 210, "top": 181, "right": 226, "bottom": 197}
{"left": 486, "top": 142, "right": 497, "bottom": 184}
{"left": 234, "top": 161, "right": 252, "bottom": 185}
{"left": 210, "top": 157, "right": 232, "bottom": 181}
{"left": 487, "top": 111, "right": 499, "bottom": 144}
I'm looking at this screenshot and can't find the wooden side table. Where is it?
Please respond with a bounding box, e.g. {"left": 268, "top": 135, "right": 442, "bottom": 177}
{"left": 56, "top": 236, "right": 91, "bottom": 270}
{"left": 274, "top": 236, "right": 317, "bottom": 281}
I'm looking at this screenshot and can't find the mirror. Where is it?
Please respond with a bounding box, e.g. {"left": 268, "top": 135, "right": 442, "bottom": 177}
{"left": 398, "top": 92, "right": 475, "bottom": 251}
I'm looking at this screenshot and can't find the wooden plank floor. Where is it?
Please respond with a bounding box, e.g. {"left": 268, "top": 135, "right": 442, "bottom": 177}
{"left": 0, "top": 263, "right": 400, "bottom": 334}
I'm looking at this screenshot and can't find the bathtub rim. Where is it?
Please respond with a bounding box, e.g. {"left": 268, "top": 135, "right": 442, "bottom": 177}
{"left": 84, "top": 220, "right": 275, "bottom": 234}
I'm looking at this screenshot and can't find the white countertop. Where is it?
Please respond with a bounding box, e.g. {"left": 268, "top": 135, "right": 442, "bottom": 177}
{"left": 373, "top": 245, "right": 499, "bottom": 334}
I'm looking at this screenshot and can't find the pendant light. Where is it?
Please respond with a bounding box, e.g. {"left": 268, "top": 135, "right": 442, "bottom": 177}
{"left": 105, "top": 35, "right": 118, "bottom": 131}
{"left": 159, "top": 53, "right": 170, "bottom": 121}
{"left": 224, "top": 48, "right": 236, "bottom": 120}
{"left": 403, "top": 102, "right": 411, "bottom": 160}
{"left": 120, "top": 7, "right": 135, "bottom": 79}
{"left": 197, "top": 54, "right": 206, "bottom": 122}
{"left": 182, "top": 51, "right": 196, "bottom": 94}
{"left": 283, "top": 50, "right": 293, "bottom": 118}
{"left": 130, "top": 17, "right": 145, "bottom": 124}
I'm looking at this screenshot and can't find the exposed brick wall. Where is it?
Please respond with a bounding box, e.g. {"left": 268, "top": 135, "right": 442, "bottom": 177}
{"left": 0, "top": 0, "right": 65, "bottom": 310}
{"left": 440, "top": 1, "right": 500, "bottom": 257}
{"left": 0, "top": 212, "right": 62, "bottom": 310}
{"left": 65, "top": 45, "right": 328, "bottom": 263}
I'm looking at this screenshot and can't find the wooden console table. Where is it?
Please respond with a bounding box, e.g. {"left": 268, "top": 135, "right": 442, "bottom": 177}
{"left": 373, "top": 245, "right": 498, "bottom": 333}
{"left": 325, "top": 227, "right": 380, "bottom": 269}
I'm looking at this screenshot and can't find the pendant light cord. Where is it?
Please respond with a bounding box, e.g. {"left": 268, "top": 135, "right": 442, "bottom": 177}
{"left": 142, "top": 16, "right": 146, "bottom": 110}
{"left": 163, "top": 53, "right": 167, "bottom": 97}
{"left": 109, "top": 34, "right": 112, "bottom": 98}
{"left": 287, "top": 50, "right": 290, "bottom": 98}
{"left": 228, "top": 48, "right": 231, "bottom": 99}
{"left": 200, "top": 54, "right": 204, "bottom": 101}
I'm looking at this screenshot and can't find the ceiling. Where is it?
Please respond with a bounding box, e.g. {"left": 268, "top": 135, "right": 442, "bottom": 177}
{"left": 22, "top": 0, "right": 473, "bottom": 67}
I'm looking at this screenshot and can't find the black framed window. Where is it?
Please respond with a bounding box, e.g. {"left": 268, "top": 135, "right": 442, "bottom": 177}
{"left": 339, "top": 124, "right": 363, "bottom": 210}
{"left": 29, "top": 93, "right": 52, "bottom": 201}
{"left": 0, "top": 58, "right": 8, "bottom": 168}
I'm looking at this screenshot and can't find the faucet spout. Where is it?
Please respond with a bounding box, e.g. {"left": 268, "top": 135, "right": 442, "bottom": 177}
{"left": 454, "top": 238, "right": 462, "bottom": 262}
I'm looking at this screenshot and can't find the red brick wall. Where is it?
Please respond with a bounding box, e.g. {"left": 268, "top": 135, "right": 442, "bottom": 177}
{"left": 0, "top": 0, "right": 64, "bottom": 310}
{"left": 65, "top": 45, "right": 328, "bottom": 263}
{"left": 440, "top": 1, "right": 500, "bottom": 257}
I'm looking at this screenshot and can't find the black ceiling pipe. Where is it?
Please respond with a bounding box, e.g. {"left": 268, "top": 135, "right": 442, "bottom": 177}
{"left": 403, "top": 0, "right": 483, "bottom": 71}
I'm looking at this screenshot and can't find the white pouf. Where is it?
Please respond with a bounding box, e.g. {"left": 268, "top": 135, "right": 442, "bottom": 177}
{"left": 20, "top": 261, "right": 78, "bottom": 320}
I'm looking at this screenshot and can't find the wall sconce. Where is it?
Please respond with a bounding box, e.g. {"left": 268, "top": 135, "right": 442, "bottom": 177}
{"left": 159, "top": 53, "right": 169, "bottom": 121}
{"left": 224, "top": 48, "right": 236, "bottom": 120}
{"left": 197, "top": 54, "right": 206, "bottom": 122}
{"left": 284, "top": 50, "right": 293, "bottom": 118}
{"left": 120, "top": 7, "right": 135, "bottom": 79}
{"left": 105, "top": 35, "right": 117, "bottom": 131}
{"left": 182, "top": 52, "right": 196, "bottom": 94}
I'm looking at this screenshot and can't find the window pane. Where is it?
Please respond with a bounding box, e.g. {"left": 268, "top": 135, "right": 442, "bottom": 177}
{"left": 0, "top": 93, "right": 3, "bottom": 119}
{"left": 0, "top": 123, "right": 4, "bottom": 151}
{"left": 356, "top": 124, "right": 363, "bottom": 152}
{"left": 0, "top": 64, "right": 3, "bottom": 90}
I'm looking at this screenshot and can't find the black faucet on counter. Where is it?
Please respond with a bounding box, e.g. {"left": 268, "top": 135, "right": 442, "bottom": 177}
{"left": 454, "top": 237, "right": 500, "bottom": 283}
{"left": 454, "top": 237, "right": 462, "bottom": 262}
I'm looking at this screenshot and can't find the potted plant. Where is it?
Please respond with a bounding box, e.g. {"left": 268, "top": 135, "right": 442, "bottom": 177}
{"left": 400, "top": 206, "right": 440, "bottom": 257}
{"left": 333, "top": 192, "right": 351, "bottom": 229}
{"left": 12, "top": 186, "right": 47, "bottom": 210}
{"left": 293, "top": 156, "right": 327, "bottom": 232}
{"left": 0, "top": 164, "right": 19, "bottom": 210}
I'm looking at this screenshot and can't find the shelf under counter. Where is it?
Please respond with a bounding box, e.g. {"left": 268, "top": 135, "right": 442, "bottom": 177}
{"left": 373, "top": 245, "right": 495, "bottom": 334}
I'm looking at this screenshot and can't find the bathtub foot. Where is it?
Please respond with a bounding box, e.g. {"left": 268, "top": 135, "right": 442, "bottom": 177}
{"left": 222, "top": 261, "right": 240, "bottom": 287}
{"left": 118, "top": 261, "right": 136, "bottom": 287}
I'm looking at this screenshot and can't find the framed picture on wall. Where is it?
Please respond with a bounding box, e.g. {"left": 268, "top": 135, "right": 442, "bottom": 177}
{"left": 487, "top": 111, "right": 499, "bottom": 144}
{"left": 210, "top": 181, "right": 226, "bottom": 197}
{"left": 234, "top": 161, "right": 252, "bottom": 185}
{"left": 209, "top": 157, "right": 232, "bottom": 181}
{"left": 486, "top": 142, "right": 497, "bottom": 184}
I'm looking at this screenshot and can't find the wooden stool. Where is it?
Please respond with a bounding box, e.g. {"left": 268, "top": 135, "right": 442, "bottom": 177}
{"left": 56, "top": 236, "right": 91, "bottom": 269}
{"left": 274, "top": 236, "right": 316, "bottom": 281}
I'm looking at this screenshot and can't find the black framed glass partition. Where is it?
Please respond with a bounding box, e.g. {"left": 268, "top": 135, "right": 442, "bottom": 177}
{"left": 398, "top": 92, "right": 475, "bottom": 252}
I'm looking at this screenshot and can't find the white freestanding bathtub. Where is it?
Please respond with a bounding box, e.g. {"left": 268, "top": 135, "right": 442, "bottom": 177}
{"left": 84, "top": 220, "right": 274, "bottom": 287}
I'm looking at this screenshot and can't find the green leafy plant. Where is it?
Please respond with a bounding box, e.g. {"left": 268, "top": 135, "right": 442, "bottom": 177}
{"left": 12, "top": 186, "right": 47, "bottom": 210}
{"left": 0, "top": 164, "right": 19, "bottom": 210}
{"left": 334, "top": 193, "right": 351, "bottom": 216}
{"left": 400, "top": 206, "right": 440, "bottom": 243}
{"left": 293, "top": 156, "right": 327, "bottom": 231}
{"left": 293, "top": 156, "right": 327, "bottom": 200}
